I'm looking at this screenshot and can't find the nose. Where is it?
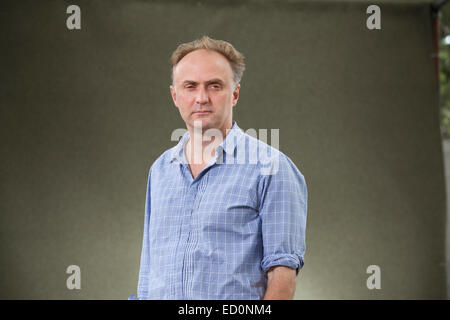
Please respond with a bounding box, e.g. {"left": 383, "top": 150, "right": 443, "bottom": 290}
{"left": 195, "top": 86, "right": 209, "bottom": 105}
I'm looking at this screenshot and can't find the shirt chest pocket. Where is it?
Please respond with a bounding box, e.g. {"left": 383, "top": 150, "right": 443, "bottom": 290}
{"left": 149, "top": 185, "right": 186, "bottom": 244}
{"left": 194, "top": 183, "right": 260, "bottom": 237}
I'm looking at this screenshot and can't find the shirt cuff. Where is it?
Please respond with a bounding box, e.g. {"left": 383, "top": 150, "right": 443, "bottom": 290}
{"left": 261, "top": 253, "right": 304, "bottom": 275}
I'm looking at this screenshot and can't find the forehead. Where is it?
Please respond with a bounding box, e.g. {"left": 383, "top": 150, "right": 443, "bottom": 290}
{"left": 173, "top": 49, "right": 233, "bottom": 83}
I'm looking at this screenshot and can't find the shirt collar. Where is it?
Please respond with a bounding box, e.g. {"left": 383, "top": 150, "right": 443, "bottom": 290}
{"left": 170, "top": 121, "right": 244, "bottom": 164}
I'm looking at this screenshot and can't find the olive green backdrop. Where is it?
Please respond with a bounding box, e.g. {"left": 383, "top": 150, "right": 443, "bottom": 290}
{"left": 0, "top": 0, "right": 446, "bottom": 299}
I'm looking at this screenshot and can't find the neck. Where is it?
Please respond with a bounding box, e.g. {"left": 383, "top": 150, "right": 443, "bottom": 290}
{"left": 186, "top": 121, "right": 233, "bottom": 165}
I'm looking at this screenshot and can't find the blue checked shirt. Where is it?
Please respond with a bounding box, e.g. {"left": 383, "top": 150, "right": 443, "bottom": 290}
{"left": 130, "top": 121, "right": 307, "bottom": 300}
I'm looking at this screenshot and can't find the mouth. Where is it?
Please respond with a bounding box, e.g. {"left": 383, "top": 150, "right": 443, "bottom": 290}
{"left": 193, "top": 110, "right": 212, "bottom": 115}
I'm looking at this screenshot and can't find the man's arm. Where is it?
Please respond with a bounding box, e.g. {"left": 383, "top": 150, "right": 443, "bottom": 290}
{"left": 263, "top": 265, "right": 297, "bottom": 300}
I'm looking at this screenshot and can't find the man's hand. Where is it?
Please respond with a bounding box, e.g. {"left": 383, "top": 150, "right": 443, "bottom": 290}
{"left": 263, "top": 265, "right": 297, "bottom": 300}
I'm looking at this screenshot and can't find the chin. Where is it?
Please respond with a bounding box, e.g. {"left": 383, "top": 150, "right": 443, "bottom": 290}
{"left": 190, "top": 118, "right": 213, "bottom": 129}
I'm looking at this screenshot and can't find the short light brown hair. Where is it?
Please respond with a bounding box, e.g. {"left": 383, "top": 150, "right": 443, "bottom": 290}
{"left": 170, "top": 36, "right": 245, "bottom": 87}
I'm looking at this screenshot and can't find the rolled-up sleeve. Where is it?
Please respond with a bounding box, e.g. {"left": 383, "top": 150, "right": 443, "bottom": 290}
{"left": 259, "top": 154, "right": 308, "bottom": 275}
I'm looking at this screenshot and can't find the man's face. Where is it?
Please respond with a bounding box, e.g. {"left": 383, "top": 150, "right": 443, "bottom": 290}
{"left": 170, "top": 49, "right": 240, "bottom": 134}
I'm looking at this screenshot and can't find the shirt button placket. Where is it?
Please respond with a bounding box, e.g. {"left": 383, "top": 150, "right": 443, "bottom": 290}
{"left": 178, "top": 176, "right": 198, "bottom": 299}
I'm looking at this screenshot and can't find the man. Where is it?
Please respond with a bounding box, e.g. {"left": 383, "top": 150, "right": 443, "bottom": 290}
{"left": 131, "top": 36, "right": 307, "bottom": 300}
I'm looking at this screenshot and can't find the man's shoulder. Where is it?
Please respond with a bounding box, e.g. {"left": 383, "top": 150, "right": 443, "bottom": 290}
{"left": 239, "top": 132, "right": 305, "bottom": 179}
{"left": 241, "top": 131, "right": 282, "bottom": 157}
{"left": 148, "top": 144, "right": 179, "bottom": 172}
{"left": 238, "top": 131, "right": 284, "bottom": 163}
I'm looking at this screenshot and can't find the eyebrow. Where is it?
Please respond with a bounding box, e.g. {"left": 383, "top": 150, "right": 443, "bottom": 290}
{"left": 181, "top": 78, "right": 225, "bottom": 86}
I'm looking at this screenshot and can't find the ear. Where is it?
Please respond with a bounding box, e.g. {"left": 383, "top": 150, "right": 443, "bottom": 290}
{"left": 232, "top": 84, "right": 240, "bottom": 107}
{"left": 170, "top": 85, "right": 178, "bottom": 108}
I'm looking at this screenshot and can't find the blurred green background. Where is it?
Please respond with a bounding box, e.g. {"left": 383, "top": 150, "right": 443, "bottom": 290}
{"left": 439, "top": 3, "right": 450, "bottom": 138}
{"left": 0, "top": 0, "right": 447, "bottom": 299}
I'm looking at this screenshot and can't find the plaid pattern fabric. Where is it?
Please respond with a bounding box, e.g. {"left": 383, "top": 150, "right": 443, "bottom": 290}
{"left": 131, "top": 121, "right": 307, "bottom": 300}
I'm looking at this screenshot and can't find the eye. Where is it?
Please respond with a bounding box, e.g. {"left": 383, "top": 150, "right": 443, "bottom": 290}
{"left": 210, "top": 84, "right": 221, "bottom": 89}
